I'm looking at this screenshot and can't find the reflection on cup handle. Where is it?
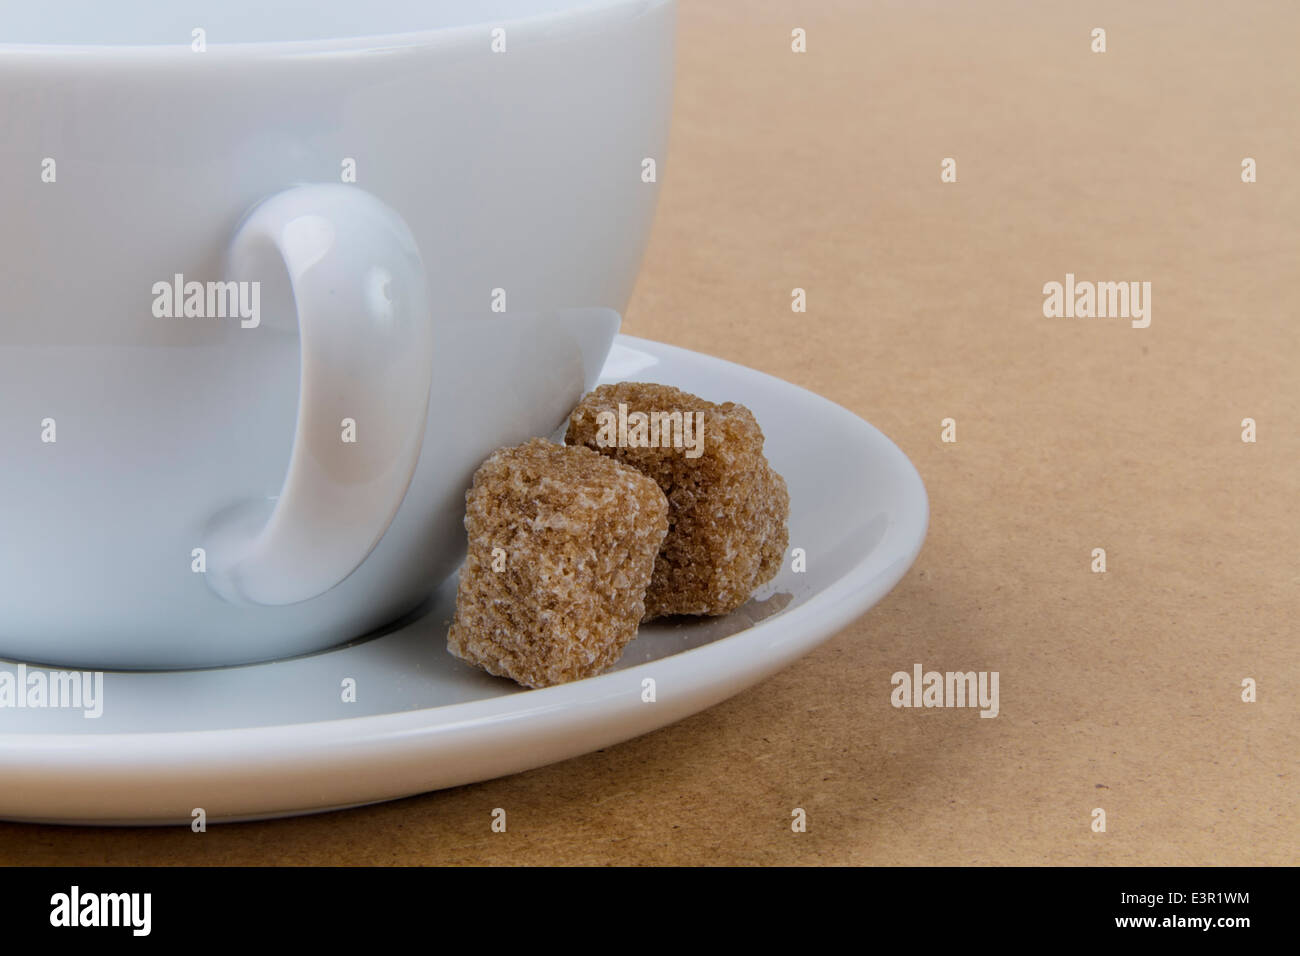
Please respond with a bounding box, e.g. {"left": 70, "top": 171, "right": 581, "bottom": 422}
{"left": 206, "top": 184, "right": 435, "bottom": 606}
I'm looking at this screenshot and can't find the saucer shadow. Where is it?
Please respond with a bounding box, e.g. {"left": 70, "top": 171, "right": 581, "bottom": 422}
{"left": 613, "top": 591, "right": 795, "bottom": 668}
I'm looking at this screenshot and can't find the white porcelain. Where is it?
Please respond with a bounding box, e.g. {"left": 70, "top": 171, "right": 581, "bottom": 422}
{"left": 208, "top": 184, "right": 438, "bottom": 608}
{"left": 0, "top": 0, "right": 675, "bottom": 667}
{"left": 0, "top": 337, "right": 929, "bottom": 825}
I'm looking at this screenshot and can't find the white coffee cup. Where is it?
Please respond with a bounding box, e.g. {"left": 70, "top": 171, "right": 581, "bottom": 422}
{"left": 0, "top": 0, "right": 675, "bottom": 668}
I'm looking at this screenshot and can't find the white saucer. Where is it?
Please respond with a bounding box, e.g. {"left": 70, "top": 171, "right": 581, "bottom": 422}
{"left": 0, "top": 336, "right": 928, "bottom": 825}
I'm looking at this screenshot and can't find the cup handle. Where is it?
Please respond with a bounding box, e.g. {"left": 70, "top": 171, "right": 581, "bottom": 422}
{"left": 207, "top": 184, "right": 434, "bottom": 606}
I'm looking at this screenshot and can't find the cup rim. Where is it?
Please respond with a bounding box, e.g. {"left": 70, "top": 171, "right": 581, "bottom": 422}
{"left": 0, "top": 0, "right": 667, "bottom": 60}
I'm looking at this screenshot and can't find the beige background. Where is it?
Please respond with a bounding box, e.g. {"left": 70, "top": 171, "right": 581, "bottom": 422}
{"left": 4, "top": 0, "right": 1296, "bottom": 865}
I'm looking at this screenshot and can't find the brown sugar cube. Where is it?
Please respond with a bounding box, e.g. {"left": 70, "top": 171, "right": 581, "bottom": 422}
{"left": 565, "top": 382, "right": 789, "bottom": 620}
{"left": 446, "top": 438, "right": 669, "bottom": 689}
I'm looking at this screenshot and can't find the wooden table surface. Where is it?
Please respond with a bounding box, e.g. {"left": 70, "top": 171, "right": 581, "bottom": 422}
{"left": 5, "top": 0, "right": 1295, "bottom": 865}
